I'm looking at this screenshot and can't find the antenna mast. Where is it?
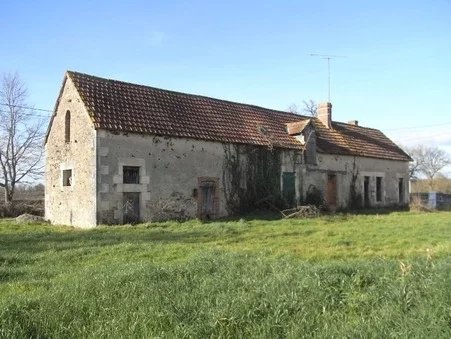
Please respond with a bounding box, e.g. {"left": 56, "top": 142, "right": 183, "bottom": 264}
{"left": 310, "top": 54, "right": 345, "bottom": 102}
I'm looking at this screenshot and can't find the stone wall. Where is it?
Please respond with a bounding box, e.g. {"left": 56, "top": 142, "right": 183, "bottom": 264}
{"left": 45, "top": 78, "right": 409, "bottom": 227}
{"left": 44, "top": 77, "right": 97, "bottom": 228}
{"left": 96, "top": 131, "right": 299, "bottom": 224}
{"left": 301, "top": 153, "right": 409, "bottom": 209}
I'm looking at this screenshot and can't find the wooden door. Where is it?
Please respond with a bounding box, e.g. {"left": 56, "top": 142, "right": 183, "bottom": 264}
{"left": 123, "top": 192, "right": 140, "bottom": 224}
{"left": 282, "top": 172, "right": 296, "bottom": 208}
{"left": 199, "top": 180, "right": 216, "bottom": 219}
{"left": 326, "top": 174, "right": 337, "bottom": 211}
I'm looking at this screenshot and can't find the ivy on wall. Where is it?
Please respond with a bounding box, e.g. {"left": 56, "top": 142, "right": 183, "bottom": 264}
{"left": 349, "top": 156, "right": 362, "bottom": 209}
{"left": 222, "top": 144, "right": 283, "bottom": 214}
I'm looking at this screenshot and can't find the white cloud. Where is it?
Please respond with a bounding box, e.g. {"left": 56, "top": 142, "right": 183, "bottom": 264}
{"left": 387, "top": 125, "right": 451, "bottom": 149}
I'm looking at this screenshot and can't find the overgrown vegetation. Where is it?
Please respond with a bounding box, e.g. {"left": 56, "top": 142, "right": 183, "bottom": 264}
{"left": 0, "top": 199, "right": 43, "bottom": 217}
{"left": 1, "top": 212, "right": 450, "bottom": 337}
{"left": 222, "top": 144, "right": 283, "bottom": 213}
{"left": 349, "top": 156, "right": 363, "bottom": 209}
{"left": 304, "top": 184, "right": 324, "bottom": 208}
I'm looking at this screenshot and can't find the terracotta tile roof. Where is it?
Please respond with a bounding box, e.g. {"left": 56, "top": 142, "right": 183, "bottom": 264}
{"left": 326, "top": 122, "right": 412, "bottom": 161}
{"left": 286, "top": 120, "right": 311, "bottom": 135}
{"left": 65, "top": 71, "right": 411, "bottom": 161}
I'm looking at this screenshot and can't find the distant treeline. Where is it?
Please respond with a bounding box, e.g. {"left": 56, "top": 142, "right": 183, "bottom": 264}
{"left": 0, "top": 184, "right": 44, "bottom": 201}
{"left": 411, "top": 176, "right": 451, "bottom": 194}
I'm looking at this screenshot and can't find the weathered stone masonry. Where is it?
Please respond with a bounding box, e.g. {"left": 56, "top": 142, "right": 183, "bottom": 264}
{"left": 45, "top": 77, "right": 96, "bottom": 228}
{"left": 45, "top": 71, "right": 411, "bottom": 228}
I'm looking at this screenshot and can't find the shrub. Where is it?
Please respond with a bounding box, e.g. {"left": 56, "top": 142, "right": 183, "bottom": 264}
{"left": 0, "top": 200, "right": 44, "bottom": 217}
{"left": 305, "top": 185, "right": 324, "bottom": 208}
{"left": 409, "top": 195, "right": 432, "bottom": 212}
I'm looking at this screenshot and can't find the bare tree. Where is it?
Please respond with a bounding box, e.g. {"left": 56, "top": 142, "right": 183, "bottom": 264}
{"left": 287, "top": 100, "right": 317, "bottom": 117}
{"left": 404, "top": 145, "right": 423, "bottom": 180}
{"left": 420, "top": 147, "right": 450, "bottom": 190}
{"left": 406, "top": 145, "right": 450, "bottom": 190}
{"left": 0, "top": 72, "right": 44, "bottom": 205}
{"left": 302, "top": 99, "right": 317, "bottom": 117}
{"left": 287, "top": 103, "right": 299, "bottom": 114}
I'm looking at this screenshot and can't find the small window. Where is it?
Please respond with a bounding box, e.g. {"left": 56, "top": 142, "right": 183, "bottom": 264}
{"left": 123, "top": 166, "right": 140, "bottom": 184}
{"left": 63, "top": 169, "right": 72, "bottom": 186}
{"left": 65, "top": 111, "right": 71, "bottom": 143}
{"left": 376, "top": 176, "right": 383, "bottom": 202}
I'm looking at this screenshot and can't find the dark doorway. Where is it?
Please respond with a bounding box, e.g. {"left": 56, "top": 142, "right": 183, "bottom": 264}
{"left": 123, "top": 192, "right": 140, "bottom": 224}
{"left": 199, "top": 179, "right": 217, "bottom": 219}
{"left": 326, "top": 174, "right": 337, "bottom": 211}
{"left": 399, "top": 178, "right": 404, "bottom": 204}
{"left": 364, "top": 176, "right": 370, "bottom": 208}
{"left": 282, "top": 172, "right": 296, "bottom": 207}
{"left": 376, "top": 177, "right": 383, "bottom": 202}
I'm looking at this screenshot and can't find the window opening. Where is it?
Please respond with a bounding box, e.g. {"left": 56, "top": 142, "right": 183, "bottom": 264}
{"left": 63, "top": 169, "right": 72, "bottom": 186}
{"left": 364, "top": 176, "right": 370, "bottom": 207}
{"left": 65, "top": 111, "right": 71, "bottom": 143}
{"left": 123, "top": 166, "right": 140, "bottom": 184}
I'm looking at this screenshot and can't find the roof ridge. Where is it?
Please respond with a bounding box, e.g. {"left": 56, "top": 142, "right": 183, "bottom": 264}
{"left": 66, "top": 70, "right": 309, "bottom": 121}
{"left": 333, "top": 121, "right": 381, "bottom": 131}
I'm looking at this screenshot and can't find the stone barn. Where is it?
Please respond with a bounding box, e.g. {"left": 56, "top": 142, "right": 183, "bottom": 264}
{"left": 45, "top": 71, "right": 411, "bottom": 227}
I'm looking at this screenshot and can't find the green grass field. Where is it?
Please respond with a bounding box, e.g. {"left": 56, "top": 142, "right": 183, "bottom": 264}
{"left": 1, "top": 211, "right": 450, "bottom": 338}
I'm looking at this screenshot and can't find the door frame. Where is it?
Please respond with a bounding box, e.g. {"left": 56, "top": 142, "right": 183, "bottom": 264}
{"left": 197, "top": 177, "right": 219, "bottom": 219}
{"left": 123, "top": 192, "right": 140, "bottom": 224}
{"left": 282, "top": 171, "right": 296, "bottom": 208}
{"left": 326, "top": 173, "right": 337, "bottom": 211}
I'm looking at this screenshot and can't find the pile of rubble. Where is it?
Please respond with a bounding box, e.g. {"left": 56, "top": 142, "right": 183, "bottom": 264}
{"left": 15, "top": 213, "right": 45, "bottom": 223}
{"left": 281, "top": 205, "right": 320, "bottom": 218}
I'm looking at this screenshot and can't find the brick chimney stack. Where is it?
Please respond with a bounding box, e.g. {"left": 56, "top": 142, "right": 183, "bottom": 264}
{"left": 317, "top": 102, "right": 332, "bottom": 129}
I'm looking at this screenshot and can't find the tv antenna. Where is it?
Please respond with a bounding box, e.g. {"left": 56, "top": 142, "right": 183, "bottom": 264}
{"left": 310, "top": 53, "right": 346, "bottom": 102}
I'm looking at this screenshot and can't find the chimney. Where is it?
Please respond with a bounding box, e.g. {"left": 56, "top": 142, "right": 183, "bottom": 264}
{"left": 348, "top": 120, "right": 359, "bottom": 126}
{"left": 317, "top": 102, "right": 332, "bottom": 129}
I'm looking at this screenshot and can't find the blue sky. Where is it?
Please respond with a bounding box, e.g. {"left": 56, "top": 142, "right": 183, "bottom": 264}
{"left": 1, "top": 0, "right": 450, "bottom": 172}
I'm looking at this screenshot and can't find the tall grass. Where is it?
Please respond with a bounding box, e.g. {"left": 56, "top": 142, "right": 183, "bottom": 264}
{"left": 1, "top": 252, "right": 449, "bottom": 338}
{"left": 0, "top": 211, "right": 450, "bottom": 337}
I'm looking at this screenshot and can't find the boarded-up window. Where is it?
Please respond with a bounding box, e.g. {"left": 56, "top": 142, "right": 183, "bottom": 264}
{"left": 376, "top": 177, "right": 383, "bottom": 202}
{"left": 65, "top": 111, "right": 71, "bottom": 143}
{"left": 63, "top": 169, "right": 72, "bottom": 186}
{"left": 123, "top": 166, "right": 140, "bottom": 184}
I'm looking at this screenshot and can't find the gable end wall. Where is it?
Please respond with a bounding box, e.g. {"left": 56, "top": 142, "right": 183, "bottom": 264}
{"left": 45, "top": 76, "right": 97, "bottom": 228}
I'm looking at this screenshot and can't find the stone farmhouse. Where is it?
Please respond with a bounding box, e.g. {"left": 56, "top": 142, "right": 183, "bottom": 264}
{"left": 45, "top": 71, "right": 411, "bottom": 228}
